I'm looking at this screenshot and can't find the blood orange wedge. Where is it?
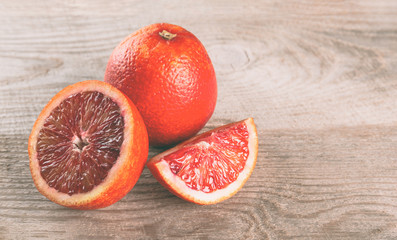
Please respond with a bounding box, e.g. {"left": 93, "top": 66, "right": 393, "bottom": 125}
{"left": 28, "top": 80, "right": 148, "bottom": 209}
{"left": 147, "top": 118, "right": 258, "bottom": 205}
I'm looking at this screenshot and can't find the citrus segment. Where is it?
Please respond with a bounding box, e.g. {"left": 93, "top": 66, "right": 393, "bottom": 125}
{"left": 162, "top": 121, "right": 249, "bottom": 193}
{"left": 147, "top": 118, "right": 258, "bottom": 205}
{"left": 29, "top": 80, "right": 149, "bottom": 209}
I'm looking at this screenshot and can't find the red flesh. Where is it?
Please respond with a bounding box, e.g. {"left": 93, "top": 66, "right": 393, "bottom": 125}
{"left": 36, "top": 91, "right": 124, "bottom": 195}
{"left": 161, "top": 122, "right": 249, "bottom": 193}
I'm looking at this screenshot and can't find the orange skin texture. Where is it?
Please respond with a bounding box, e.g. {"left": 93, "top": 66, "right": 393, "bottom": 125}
{"left": 105, "top": 23, "right": 217, "bottom": 146}
{"left": 28, "top": 80, "right": 149, "bottom": 209}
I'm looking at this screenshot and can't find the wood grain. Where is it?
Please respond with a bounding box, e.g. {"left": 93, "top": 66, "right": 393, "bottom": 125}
{"left": 1, "top": 0, "right": 397, "bottom": 239}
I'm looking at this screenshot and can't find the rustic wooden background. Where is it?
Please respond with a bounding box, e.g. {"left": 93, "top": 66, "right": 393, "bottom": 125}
{"left": 1, "top": 0, "right": 397, "bottom": 239}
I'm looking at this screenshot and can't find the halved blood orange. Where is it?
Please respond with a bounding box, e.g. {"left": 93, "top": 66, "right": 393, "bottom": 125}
{"left": 28, "top": 80, "right": 148, "bottom": 209}
{"left": 147, "top": 118, "right": 258, "bottom": 205}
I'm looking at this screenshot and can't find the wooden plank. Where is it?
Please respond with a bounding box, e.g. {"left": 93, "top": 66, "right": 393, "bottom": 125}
{"left": 1, "top": 125, "right": 397, "bottom": 239}
{"left": 1, "top": 0, "right": 397, "bottom": 239}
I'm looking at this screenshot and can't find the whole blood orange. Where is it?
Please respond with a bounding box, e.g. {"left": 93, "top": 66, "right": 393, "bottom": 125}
{"left": 104, "top": 23, "right": 217, "bottom": 146}
{"left": 28, "top": 80, "right": 148, "bottom": 209}
{"left": 147, "top": 118, "right": 258, "bottom": 205}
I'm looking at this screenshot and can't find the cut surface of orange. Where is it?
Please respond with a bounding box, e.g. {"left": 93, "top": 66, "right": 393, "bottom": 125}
{"left": 147, "top": 118, "right": 258, "bottom": 205}
{"left": 28, "top": 80, "right": 148, "bottom": 209}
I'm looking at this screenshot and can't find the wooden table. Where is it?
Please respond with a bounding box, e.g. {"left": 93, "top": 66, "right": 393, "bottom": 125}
{"left": 1, "top": 1, "right": 397, "bottom": 239}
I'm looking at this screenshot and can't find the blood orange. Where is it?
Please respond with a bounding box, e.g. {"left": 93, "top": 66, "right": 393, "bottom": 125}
{"left": 104, "top": 23, "right": 217, "bottom": 147}
{"left": 28, "top": 80, "right": 148, "bottom": 209}
{"left": 147, "top": 118, "right": 258, "bottom": 205}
